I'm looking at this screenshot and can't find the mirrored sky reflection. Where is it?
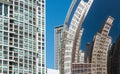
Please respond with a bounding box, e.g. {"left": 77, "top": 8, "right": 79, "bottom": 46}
{"left": 46, "top": 0, "right": 120, "bottom": 68}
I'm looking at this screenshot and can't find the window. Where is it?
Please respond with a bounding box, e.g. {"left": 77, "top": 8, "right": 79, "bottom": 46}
{"left": 15, "top": 2, "right": 18, "bottom": 5}
{"left": 14, "top": 6, "right": 18, "bottom": 12}
{"left": 4, "top": 32, "right": 8, "bottom": 37}
{"left": 0, "top": 31, "right": 2, "bottom": 44}
{"left": 4, "top": 22, "right": 8, "bottom": 27}
{"left": 20, "top": 2, "right": 23, "bottom": 7}
{"left": 0, "top": 3, "right": 2, "bottom": 15}
{"left": 4, "top": 37, "right": 8, "bottom": 45}
{"left": 0, "top": 60, "right": 2, "bottom": 65}
{"left": 4, "top": 4, "right": 8, "bottom": 16}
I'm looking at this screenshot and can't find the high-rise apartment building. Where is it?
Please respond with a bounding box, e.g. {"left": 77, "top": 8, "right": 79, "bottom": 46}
{"left": 108, "top": 36, "right": 120, "bottom": 74}
{"left": 90, "top": 16, "right": 114, "bottom": 74}
{"left": 60, "top": 0, "right": 94, "bottom": 74}
{"left": 54, "top": 25, "right": 63, "bottom": 70}
{"left": 0, "top": 0, "right": 46, "bottom": 74}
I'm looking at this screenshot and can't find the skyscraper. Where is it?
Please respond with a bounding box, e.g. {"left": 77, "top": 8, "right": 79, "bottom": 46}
{"left": 0, "top": 0, "right": 46, "bottom": 74}
{"left": 54, "top": 25, "right": 63, "bottom": 70}
{"left": 60, "top": 0, "right": 94, "bottom": 74}
{"left": 90, "top": 16, "right": 114, "bottom": 74}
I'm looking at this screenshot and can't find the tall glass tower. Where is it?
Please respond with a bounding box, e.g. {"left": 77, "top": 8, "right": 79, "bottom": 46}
{"left": 0, "top": 0, "right": 46, "bottom": 74}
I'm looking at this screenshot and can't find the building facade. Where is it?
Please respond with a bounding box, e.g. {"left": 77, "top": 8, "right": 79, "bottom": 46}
{"left": 60, "top": 0, "right": 94, "bottom": 74}
{"left": 72, "top": 63, "right": 92, "bottom": 74}
{"left": 79, "top": 50, "right": 84, "bottom": 63}
{"left": 0, "top": 0, "right": 46, "bottom": 74}
{"left": 54, "top": 25, "right": 63, "bottom": 70}
{"left": 108, "top": 36, "right": 120, "bottom": 74}
{"left": 91, "top": 16, "right": 114, "bottom": 74}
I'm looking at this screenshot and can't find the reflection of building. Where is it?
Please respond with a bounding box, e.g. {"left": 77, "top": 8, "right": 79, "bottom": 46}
{"left": 72, "top": 63, "right": 92, "bottom": 74}
{"left": 60, "top": 0, "right": 94, "bottom": 74}
{"left": 108, "top": 36, "right": 120, "bottom": 74}
{"left": 84, "top": 42, "right": 92, "bottom": 63}
{"left": 79, "top": 50, "right": 85, "bottom": 63}
{"left": 91, "top": 16, "right": 114, "bottom": 74}
{"left": 0, "top": 0, "right": 46, "bottom": 74}
{"left": 54, "top": 25, "right": 63, "bottom": 70}
{"left": 74, "top": 28, "right": 84, "bottom": 63}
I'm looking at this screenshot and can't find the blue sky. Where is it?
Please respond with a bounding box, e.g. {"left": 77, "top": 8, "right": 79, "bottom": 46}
{"left": 46, "top": 0, "right": 72, "bottom": 68}
{"left": 46, "top": 0, "right": 120, "bottom": 69}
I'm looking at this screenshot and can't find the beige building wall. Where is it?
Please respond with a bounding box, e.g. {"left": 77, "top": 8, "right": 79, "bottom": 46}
{"left": 91, "top": 16, "right": 114, "bottom": 74}
{"left": 72, "top": 63, "right": 92, "bottom": 74}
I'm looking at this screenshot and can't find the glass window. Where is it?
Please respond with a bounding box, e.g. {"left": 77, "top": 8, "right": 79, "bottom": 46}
{"left": 0, "top": 3, "right": 2, "bottom": 15}
{"left": 14, "top": 6, "right": 18, "bottom": 12}
{"left": 4, "top": 46, "right": 8, "bottom": 51}
{"left": 0, "top": 25, "right": 2, "bottom": 30}
{"left": 3, "top": 61, "right": 7, "bottom": 64}
{"left": 4, "top": 27, "right": 8, "bottom": 31}
{"left": 20, "top": 22, "right": 23, "bottom": 26}
{"left": 15, "top": 2, "right": 18, "bottom": 5}
{"left": 4, "top": 37, "right": 8, "bottom": 45}
{"left": 4, "top": 22, "right": 8, "bottom": 27}
{"left": 0, "top": 31, "right": 2, "bottom": 44}
{"left": 0, "top": 60, "right": 2, "bottom": 65}
{"left": 0, "top": 52, "right": 2, "bottom": 58}
{"left": 4, "top": 4, "right": 8, "bottom": 16}
{"left": 14, "top": 20, "right": 18, "bottom": 25}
